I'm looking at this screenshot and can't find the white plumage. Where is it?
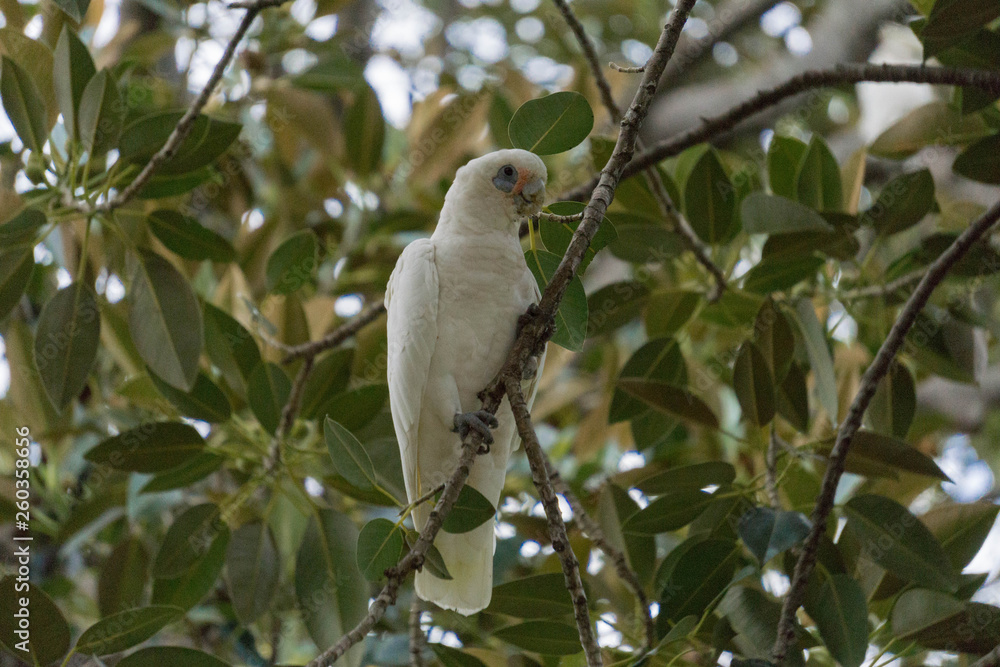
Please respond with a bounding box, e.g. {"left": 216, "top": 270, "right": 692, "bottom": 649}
{"left": 385, "top": 149, "right": 548, "bottom": 614}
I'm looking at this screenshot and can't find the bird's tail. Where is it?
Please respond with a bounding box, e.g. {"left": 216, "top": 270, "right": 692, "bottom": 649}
{"left": 413, "top": 506, "right": 495, "bottom": 616}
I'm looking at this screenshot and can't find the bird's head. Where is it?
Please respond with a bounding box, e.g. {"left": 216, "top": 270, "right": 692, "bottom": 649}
{"left": 448, "top": 149, "right": 548, "bottom": 227}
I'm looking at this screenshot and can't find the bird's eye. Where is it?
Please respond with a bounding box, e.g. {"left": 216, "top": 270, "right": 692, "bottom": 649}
{"left": 493, "top": 164, "right": 518, "bottom": 192}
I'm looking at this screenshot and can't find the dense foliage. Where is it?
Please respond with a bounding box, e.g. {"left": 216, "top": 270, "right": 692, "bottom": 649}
{"left": 1, "top": 0, "right": 1000, "bottom": 665}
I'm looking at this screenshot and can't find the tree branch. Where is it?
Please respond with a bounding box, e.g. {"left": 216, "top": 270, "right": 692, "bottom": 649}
{"left": 409, "top": 597, "right": 426, "bottom": 667}
{"left": 840, "top": 268, "right": 926, "bottom": 300}
{"left": 281, "top": 303, "right": 386, "bottom": 364}
{"left": 306, "top": 436, "right": 484, "bottom": 667}
{"left": 544, "top": 456, "right": 656, "bottom": 654}
{"left": 765, "top": 425, "right": 781, "bottom": 510}
{"left": 549, "top": 0, "right": 724, "bottom": 299}
{"left": 771, "top": 197, "right": 1000, "bottom": 664}
{"left": 67, "top": 0, "right": 285, "bottom": 215}
{"left": 565, "top": 64, "right": 1000, "bottom": 202}
{"left": 505, "top": 377, "right": 603, "bottom": 667}
{"left": 657, "top": 0, "right": 781, "bottom": 91}
{"left": 265, "top": 354, "right": 313, "bottom": 472}
{"left": 973, "top": 645, "right": 1000, "bottom": 667}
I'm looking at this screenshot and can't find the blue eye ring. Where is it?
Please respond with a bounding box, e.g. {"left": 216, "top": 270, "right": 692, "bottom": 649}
{"left": 493, "top": 164, "right": 518, "bottom": 192}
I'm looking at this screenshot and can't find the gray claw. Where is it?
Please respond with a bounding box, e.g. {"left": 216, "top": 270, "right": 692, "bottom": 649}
{"left": 453, "top": 410, "right": 498, "bottom": 446}
{"left": 522, "top": 356, "right": 538, "bottom": 381}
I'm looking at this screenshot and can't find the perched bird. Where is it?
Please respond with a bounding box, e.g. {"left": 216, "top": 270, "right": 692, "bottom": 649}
{"left": 385, "top": 149, "right": 548, "bottom": 615}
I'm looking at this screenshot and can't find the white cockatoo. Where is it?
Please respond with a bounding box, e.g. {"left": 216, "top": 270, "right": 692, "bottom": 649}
{"left": 385, "top": 149, "right": 549, "bottom": 615}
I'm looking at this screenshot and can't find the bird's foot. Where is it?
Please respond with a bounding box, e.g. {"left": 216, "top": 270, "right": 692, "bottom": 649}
{"left": 522, "top": 355, "right": 538, "bottom": 381}
{"left": 517, "top": 303, "right": 556, "bottom": 356}
{"left": 453, "top": 410, "right": 499, "bottom": 452}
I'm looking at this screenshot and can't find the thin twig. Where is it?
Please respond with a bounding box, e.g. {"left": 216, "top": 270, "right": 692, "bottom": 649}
{"left": 840, "top": 268, "right": 926, "bottom": 300}
{"left": 771, "top": 198, "right": 1000, "bottom": 664}
{"left": 506, "top": 378, "right": 603, "bottom": 667}
{"left": 765, "top": 425, "right": 781, "bottom": 510}
{"left": 550, "top": 0, "right": 725, "bottom": 300}
{"left": 306, "top": 437, "right": 483, "bottom": 667}
{"left": 409, "top": 597, "right": 426, "bottom": 667}
{"left": 565, "top": 64, "right": 1000, "bottom": 202}
{"left": 544, "top": 456, "right": 656, "bottom": 654}
{"left": 610, "top": 62, "right": 645, "bottom": 73}
{"left": 281, "top": 303, "right": 386, "bottom": 364}
{"left": 658, "top": 0, "right": 781, "bottom": 90}
{"left": 66, "top": 0, "right": 285, "bottom": 215}
{"left": 265, "top": 355, "right": 313, "bottom": 473}
{"left": 539, "top": 211, "right": 585, "bottom": 224}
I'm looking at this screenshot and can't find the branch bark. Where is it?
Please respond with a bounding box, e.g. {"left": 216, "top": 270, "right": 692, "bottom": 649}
{"left": 770, "top": 198, "right": 1000, "bottom": 664}
{"left": 973, "top": 645, "right": 1000, "bottom": 667}
{"left": 281, "top": 303, "right": 386, "bottom": 364}
{"left": 565, "top": 64, "right": 1000, "bottom": 202}
{"left": 506, "top": 377, "right": 603, "bottom": 667}
{"left": 409, "top": 597, "right": 426, "bottom": 667}
{"left": 68, "top": 0, "right": 285, "bottom": 215}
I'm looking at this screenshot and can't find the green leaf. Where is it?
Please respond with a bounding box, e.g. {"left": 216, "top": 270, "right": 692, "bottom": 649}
{"left": 842, "top": 430, "right": 950, "bottom": 480}
{"left": 117, "top": 647, "right": 231, "bottom": 667}
{"left": 78, "top": 69, "right": 124, "bottom": 156}
{"left": 617, "top": 378, "right": 719, "bottom": 429}
{"left": 356, "top": 518, "right": 405, "bottom": 581}
{"left": 295, "top": 510, "right": 367, "bottom": 662}
{"left": 865, "top": 362, "right": 915, "bottom": 438}
{"left": 118, "top": 111, "right": 242, "bottom": 174}
{"left": 953, "top": 133, "right": 1000, "bottom": 184}
{"left": 0, "top": 207, "right": 46, "bottom": 247}
{"left": 299, "top": 347, "right": 354, "bottom": 418}
{"left": 0, "top": 56, "right": 48, "bottom": 151}
{"left": 0, "top": 246, "right": 33, "bottom": 321}
{"left": 52, "top": 0, "right": 90, "bottom": 22}
{"left": 148, "top": 210, "right": 236, "bottom": 263}
{"left": 609, "top": 338, "right": 687, "bottom": 423}
{"left": 921, "top": 0, "right": 1000, "bottom": 56}
{"left": 0, "top": 576, "right": 70, "bottom": 666}
{"left": 151, "top": 518, "right": 229, "bottom": 611}
{"left": 862, "top": 169, "right": 936, "bottom": 234}
{"left": 488, "top": 573, "right": 575, "bottom": 618}
{"left": 844, "top": 494, "right": 959, "bottom": 592}
{"left": 657, "top": 538, "right": 740, "bottom": 628}
{"left": 291, "top": 55, "right": 364, "bottom": 91}
{"left": 128, "top": 248, "right": 203, "bottom": 391}
{"left": 870, "top": 101, "right": 991, "bottom": 159}
{"left": 803, "top": 574, "right": 868, "bottom": 667}
{"left": 700, "top": 289, "right": 765, "bottom": 328}
{"left": 402, "top": 529, "right": 452, "bottom": 580}
{"left": 767, "top": 135, "right": 808, "bottom": 199}
{"left": 741, "top": 193, "right": 833, "bottom": 235}
{"left": 154, "top": 503, "right": 223, "bottom": 578}
{"left": 226, "top": 522, "right": 280, "bottom": 623}
{"left": 202, "top": 302, "right": 261, "bottom": 395}
{"left": 75, "top": 606, "right": 183, "bottom": 656}
{"left": 623, "top": 488, "right": 716, "bottom": 534}
{"left": 598, "top": 484, "right": 656, "bottom": 587}
{"left": 795, "top": 136, "right": 842, "bottom": 211}
{"left": 897, "top": 599, "right": 1000, "bottom": 652}
{"left": 633, "top": 461, "right": 736, "bottom": 496}
{"left": 539, "top": 201, "right": 617, "bottom": 273}
{"left": 149, "top": 369, "right": 231, "bottom": 423}
{"left": 32, "top": 281, "right": 100, "bottom": 410}
{"left": 324, "top": 417, "right": 378, "bottom": 490}
{"left": 890, "top": 588, "right": 965, "bottom": 638}
{"left": 921, "top": 502, "right": 1000, "bottom": 571}
{"left": 441, "top": 484, "right": 497, "bottom": 534}
{"left": 742, "top": 254, "right": 825, "bottom": 293}
{"left": 248, "top": 362, "right": 292, "bottom": 434}
{"left": 733, "top": 341, "right": 775, "bottom": 426}
{"left": 606, "top": 211, "right": 684, "bottom": 263}
{"left": 790, "top": 299, "right": 838, "bottom": 423}
{"left": 645, "top": 290, "right": 700, "bottom": 337}
{"left": 494, "top": 621, "right": 583, "bottom": 655}
{"left": 266, "top": 230, "right": 318, "bottom": 294}
{"left": 318, "top": 383, "right": 389, "bottom": 432}
{"left": 753, "top": 299, "right": 795, "bottom": 382}
{"left": 586, "top": 280, "right": 649, "bottom": 337}
{"left": 526, "top": 249, "right": 587, "bottom": 351}
{"left": 684, "top": 147, "right": 737, "bottom": 243}
{"left": 508, "top": 91, "right": 594, "bottom": 155}
{"left": 345, "top": 83, "right": 385, "bottom": 176}
{"left": 140, "top": 452, "right": 223, "bottom": 494}
{"left": 98, "top": 538, "right": 150, "bottom": 615}
{"left": 431, "top": 644, "right": 488, "bottom": 667}
{"left": 85, "top": 421, "right": 206, "bottom": 473}
{"left": 53, "top": 26, "right": 96, "bottom": 142}
{"left": 737, "top": 506, "right": 811, "bottom": 564}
